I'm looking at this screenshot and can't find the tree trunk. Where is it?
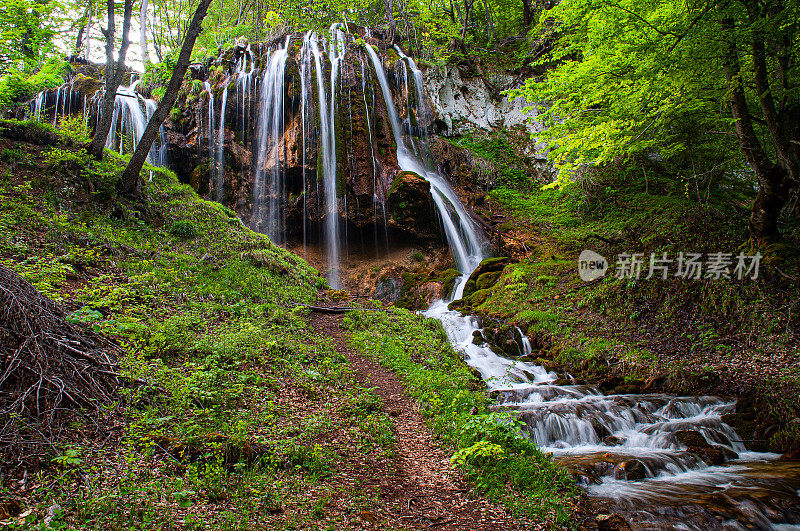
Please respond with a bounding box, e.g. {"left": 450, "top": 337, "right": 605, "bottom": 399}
{"left": 750, "top": 165, "right": 790, "bottom": 237}
{"left": 383, "top": 0, "right": 396, "bottom": 44}
{"left": 119, "top": 0, "right": 213, "bottom": 197}
{"left": 87, "top": 0, "right": 133, "bottom": 160}
{"left": 521, "top": 0, "right": 532, "bottom": 28}
{"left": 721, "top": 17, "right": 789, "bottom": 239}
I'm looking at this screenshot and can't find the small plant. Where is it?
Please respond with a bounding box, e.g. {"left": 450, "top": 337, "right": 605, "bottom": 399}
{"left": 52, "top": 446, "right": 83, "bottom": 467}
{"left": 58, "top": 115, "right": 90, "bottom": 144}
{"left": 451, "top": 440, "right": 506, "bottom": 467}
{"left": 169, "top": 220, "right": 198, "bottom": 239}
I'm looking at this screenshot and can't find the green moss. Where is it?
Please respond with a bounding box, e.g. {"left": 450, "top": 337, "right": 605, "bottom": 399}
{"left": 475, "top": 271, "right": 502, "bottom": 290}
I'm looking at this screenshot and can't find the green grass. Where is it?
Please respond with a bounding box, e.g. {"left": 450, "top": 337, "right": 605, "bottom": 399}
{"left": 0, "top": 127, "right": 403, "bottom": 529}
{"left": 343, "top": 308, "right": 578, "bottom": 524}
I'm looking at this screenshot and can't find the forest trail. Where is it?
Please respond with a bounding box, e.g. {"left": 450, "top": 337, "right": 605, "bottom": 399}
{"left": 310, "top": 311, "right": 536, "bottom": 531}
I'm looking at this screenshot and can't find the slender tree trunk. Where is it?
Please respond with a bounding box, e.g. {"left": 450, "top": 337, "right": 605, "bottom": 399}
{"left": 119, "top": 0, "right": 213, "bottom": 197}
{"left": 521, "top": 0, "right": 532, "bottom": 28}
{"left": 383, "top": 0, "right": 396, "bottom": 44}
{"left": 84, "top": 6, "right": 93, "bottom": 61}
{"left": 74, "top": 0, "right": 93, "bottom": 55}
{"left": 459, "top": 0, "right": 474, "bottom": 51}
{"left": 87, "top": 0, "right": 134, "bottom": 160}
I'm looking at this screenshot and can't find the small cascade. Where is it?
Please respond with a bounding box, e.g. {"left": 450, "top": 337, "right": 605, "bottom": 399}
{"left": 204, "top": 81, "right": 216, "bottom": 191}
{"left": 144, "top": 99, "right": 167, "bottom": 168}
{"left": 394, "top": 45, "right": 431, "bottom": 146}
{"left": 360, "top": 57, "right": 389, "bottom": 258}
{"left": 104, "top": 82, "right": 148, "bottom": 156}
{"left": 365, "top": 43, "right": 487, "bottom": 288}
{"left": 235, "top": 45, "right": 255, "bottom": 202}
{"left": 214, "top": 83, "right": 229, "bottom": 202}
{"left": 252, "top": 37, "right": 291, "bottom": 243}
{"left": 299, "top": 33, "right": 313, "bottom": 256}
{"left": 309, "top": 32, "right": 341, "bottom": 288}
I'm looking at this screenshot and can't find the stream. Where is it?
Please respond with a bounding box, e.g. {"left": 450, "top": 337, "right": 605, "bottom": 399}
{"left": 425, "top": 280, "right": 800, "bottom": 529}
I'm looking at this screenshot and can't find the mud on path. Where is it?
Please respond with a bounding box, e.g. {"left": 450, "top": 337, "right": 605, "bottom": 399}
{"left": 310, "top": 311, "right": 538, "bottom": 531}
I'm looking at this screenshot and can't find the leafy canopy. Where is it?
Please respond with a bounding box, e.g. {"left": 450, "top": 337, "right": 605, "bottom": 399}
{"left": 511, "top": 0, "right": 799, "bottom": 185}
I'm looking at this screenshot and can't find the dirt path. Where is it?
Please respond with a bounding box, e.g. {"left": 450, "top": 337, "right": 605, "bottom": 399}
{"left": 310, "top": 311, "right": 537, "bottom": 531}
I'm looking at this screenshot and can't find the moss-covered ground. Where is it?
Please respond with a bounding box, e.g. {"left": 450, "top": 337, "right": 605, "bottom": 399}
{"left": 0, "top": 121, "right": 580, "bottom": 529}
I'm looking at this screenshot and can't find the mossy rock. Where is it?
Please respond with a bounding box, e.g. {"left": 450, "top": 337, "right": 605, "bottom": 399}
{"left": 461, "top": 256, "right": 513, "bottom": 298}
{"left": 476, "top": 271, "right": 502, "bottom": 291}
{"left": 71, "top": 74, "right": 104, "bottom": 96}
{"left": 435, "top": 268, "right": 462, "bottom": 299}
{"left": 468, "top": 288, "right": 492, "bottom": 307}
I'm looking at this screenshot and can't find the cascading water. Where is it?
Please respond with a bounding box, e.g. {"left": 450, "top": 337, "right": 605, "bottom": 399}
{"left": 104, "top": 82, "right": 149, "bottom": 157}
{"left": 204, "top": 80, "right": 216, "bottom": 189}
{"left": 20, "top": 36, "right": 799, "bottom": 526}
{"left": 360, "top": 58, "right": 389, "bottom": 257}
{"left": 214, "top": 84, "right": 229, "bottom": 202}
{"left": 252, "top": 37, "right": 290, "bottom": 243}
{"left": 309, "top": 32, "right": 342, "bottom": 288}
{"left": 365, "top": 43, "right": 487, "bottom": 288}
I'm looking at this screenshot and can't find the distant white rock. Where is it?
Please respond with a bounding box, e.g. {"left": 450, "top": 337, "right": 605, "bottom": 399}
{"left": 423, "top": 66, "right": 549, "bottom": 159}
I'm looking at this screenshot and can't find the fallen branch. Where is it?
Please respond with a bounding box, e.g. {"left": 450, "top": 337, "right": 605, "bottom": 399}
{"left": 0, "top": 264, "right": 125, "bottom": 467}
{"left": 295, "top": 304, "right": 390, "bottom": 314}
{"left": 584, "top": 233, "right": 623, "bottom": 245}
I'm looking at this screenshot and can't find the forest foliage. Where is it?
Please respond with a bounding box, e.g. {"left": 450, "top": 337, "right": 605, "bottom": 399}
{"left": 0, "top": 0, "right": 797, "bottom": 233}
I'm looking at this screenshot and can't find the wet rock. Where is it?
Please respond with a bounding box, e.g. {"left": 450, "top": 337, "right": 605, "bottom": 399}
{"left": 71, "top": 74, "right": 103, "bottom": 96}
{"left": 475, "top": 270, "right": 502, "bottom": 290}
{"left": 591, "top": 420, "right": 612, "bottom": 441}
{"left": 613, "top": 459, "right": 648, "bottom": 480}
{"left": 603, "top": 435, "right": 624, "bottom": 446}
{"left": 675, "top": 430, "right": 735, "bottom": 464}
{"left": 778, "top": 448, "right": 800, "bottom": 461}
{"left": 461, "top": 256, "right": 513, "bottom": 299}
{"left": 695, "top": 445, "right": 735, "bottom": 465}
{"left": 596, "top": 513, "right": 631, "bottom": 531}
{"left": 373, "top": 276, "right": 402, "bottom": 301}
{"left": 675, "top": 430, "right": 711, "bottom": 449}
{"left": 387, "top": 171, "right": 439, "bottom": 240}
{"left": 471, "top": 330, "right": 485, "bottom": 345}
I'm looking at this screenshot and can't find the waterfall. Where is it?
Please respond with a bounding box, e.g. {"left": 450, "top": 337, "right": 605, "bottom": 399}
{"left": 360, "top": 58, "right": 388, "bottom": 258}
{"left": 362, "top": 42, "right": 799, "bottom": 527}
{"left": 299, "top": 33, "right": 313, "bottom": 256}
{"left": 103, "top": 82, "right": 151, "bottom": 159}
{"left": 214, "top": 83, "right": 229, "bottom": 202}
{"left": 145, "top": 99, "right": 167, "bottom": 168}
{"left": 394, "top": 45, "right": 431, "bottom": 143}
{"left": 204, "top": 81, "right": 216, "bottom": 193}
{"left": 252, "top": 37, "right": 290, "bottom": 243}
{"left": 309, "top": 33, "right": 341, "bottom": 288}
{"left": 235, "top": 45, "right": 255, "bottom": 204}
{"left": 365, "top": 43, "right": 487, "bottom": 296}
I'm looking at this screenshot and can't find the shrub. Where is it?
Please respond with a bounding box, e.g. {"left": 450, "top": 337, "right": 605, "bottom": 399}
{"left": 169, "top": 220, "right": 198, "bottom": 240}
